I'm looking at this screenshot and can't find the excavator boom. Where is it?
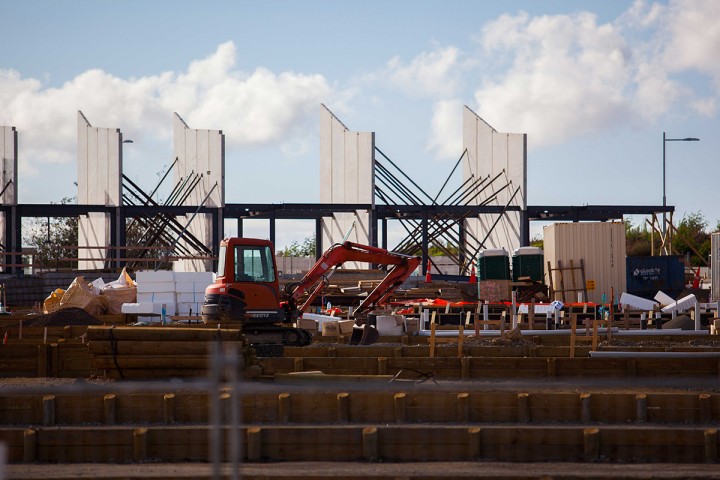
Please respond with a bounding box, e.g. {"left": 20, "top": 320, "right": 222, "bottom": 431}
{"left": 292, "top": 241, "right": 421, "bottom": 316}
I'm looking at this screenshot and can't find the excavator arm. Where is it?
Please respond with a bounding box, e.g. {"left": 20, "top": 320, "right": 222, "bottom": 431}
{"left": 290, "top": 241, "right": 421, "bottom": 317}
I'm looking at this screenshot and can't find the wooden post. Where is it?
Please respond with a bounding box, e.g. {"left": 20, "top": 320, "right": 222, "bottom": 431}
{"left": 103, "top": 393, "right": 116, "bottom": 425}
{"left": 699, "top": 394, "right": 712, "bottom": 423}
{"left": 50, "top": 343, "right": 59, "bottom": 377}
{"left": 546, "top": 358, "right": 557, "bottom": 379}
{"left": 457, "top": 323, "right": 464, "bottom": 358}
{"left": 580, "top": 393, "right": 591, "bottom": 423}
{"left": 337, "top": 392, "right": 350, "bottom": 423}
{"left": 636, "top": 394, "right": 648, "bottom": 423}
{"left": 247, "top": 427, "right": 262, "bottom": 461}
{"left": 362, "top": 427, "right": 378, "bottom": 461}
{"left": 529, "top": 300, "right": 536, "bottom": 327}
{"left": 518, "top": 393, "right": 530, "bottom": 423}
{"left": 608, "top": 287, "right": 614, "bottom": 341}
{"left": 377, "top": 357, "right": 388, "bottom": 375}
{"left": 37, "top": 344, "right": 48, "bottom": 377}
{"left": 394, "top": 393, "right": 406, "bottom": 424}
{"left": 583, "top": 427, "right": 600, "bottom": 461}
{"left": 569, "top": 314, "right": 577, "bottom": 358}
{"left": 626, "top": 358, "right": 637, "bottom": 378}
{"left": 705, "top": 428, "right": 718, "bottom": 463}
{"left": 429, "top": 323, "right": 436, "bottom": 358}
{"left": 457, "top": 393, "right": 470, "bottom": 422}
{"left": 591, "top": 319, "right": 599, "bottom": 351}
{"left": 461, "top": 357, "right": 470, "bottom": 381}
{"left": 133, "top": 427, "right": 148, "bottom": 462}
{"left": 278, "top": 393, "right": 290, "bottom": 422}
{"left": 23, "top": 429, "right": 36, "bottom": 463}
{"left": 393, "top": 346, "right": 403, "bottom": 358}
{"left": 474, "top": 312, "right": 479, "bottom": 336}
{"left": 42, "top": 395, "right": 55, "bottom": 426}
{"left": 163, "top": 393, "right": 175, "bottom": 424}
{"left": 220, "top": 392, "right": 231, "bottom": 423}
{"left": 467, "top": 427, "right": 482, "bottom": 460}
{"left": 293, "top": 357, "right": 303, "bottom": 372}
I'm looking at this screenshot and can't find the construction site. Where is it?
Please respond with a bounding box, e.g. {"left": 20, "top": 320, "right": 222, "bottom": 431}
{"left": 0, "top": 105, "right": 719, "bottom": 480}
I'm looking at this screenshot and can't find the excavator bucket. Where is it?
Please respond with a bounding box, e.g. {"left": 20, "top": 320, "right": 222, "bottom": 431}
{"left": 349, "top": 325, "right": 379, "bottom": 345}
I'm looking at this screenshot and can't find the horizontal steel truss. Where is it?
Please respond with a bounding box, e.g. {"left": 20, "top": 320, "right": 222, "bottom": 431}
{"left": 0, "top": 203, "right": 673, "bottom": 275}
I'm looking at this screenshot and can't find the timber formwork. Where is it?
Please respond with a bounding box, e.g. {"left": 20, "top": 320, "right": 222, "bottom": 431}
{"left": 1, "top": 324, "right": 720, "bottom": 477}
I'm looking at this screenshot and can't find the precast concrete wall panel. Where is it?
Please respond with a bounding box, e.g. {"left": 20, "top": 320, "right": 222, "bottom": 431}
{"left": 77, "top": 112, "right": 122, "bottom": 270}
{"left": 0, "top": 126, "right": 18, "bottom": 271}
{"left": 172, "top": 113, "right": 224, "bottom": 272}
{"left": 319, "top": 105, "right": 374, "bottom": 267}
{"left": 711, "top": 233, "right": 720, "bottom": 302}
{"left": 543, "top": 222, "right": 626, "bottom": 304}
{"left": 463, "top": 106, "right": 526, "bottom": 255}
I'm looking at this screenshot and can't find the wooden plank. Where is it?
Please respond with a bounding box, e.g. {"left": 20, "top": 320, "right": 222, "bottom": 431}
{"left": 86, "top": 326, "right": 241, "bottom": 342}
{"left": 88, "top": 340, "right": 235, "bottom": 356}
{"left": 91, "top": 356, "right": 210, "bottom": 369}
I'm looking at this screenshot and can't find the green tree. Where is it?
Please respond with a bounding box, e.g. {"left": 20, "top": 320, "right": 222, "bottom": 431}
{"left": 530, "top": 234, "right": 543, "bottom": 249}
{"left": 277, "top": 235, "right": 316, "bottom": 256}
{"left": 673, "top": 211, "right": 711, "bottom": 266}
{"left": 428, "top": 241, "right": 459, "bottom": 256}
{"left": 23, "top": 197, "right": 79, "bottom": 270}
{"left": 625, "top": 218, "right": 652, "bottom": 257}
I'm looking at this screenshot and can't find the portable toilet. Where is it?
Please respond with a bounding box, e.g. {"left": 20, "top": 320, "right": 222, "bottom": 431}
{"left": 478, "top": 248, "right": 510, "bottom": 280}
{"left": 512, "top": 247, "right": 544, "bottom": 282}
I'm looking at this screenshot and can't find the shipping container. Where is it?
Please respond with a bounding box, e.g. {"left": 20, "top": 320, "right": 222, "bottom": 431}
{"left": 543, "top": 222, "right": 626, "bottom": 304}
{"left": 477, "top": 248, "right": 510, "bottom": 280}
{"left": 626, "top": 255, "right": 685, "bottom": 300}
{"left": 512, "top": 247, "right": 544, "bottom": 282}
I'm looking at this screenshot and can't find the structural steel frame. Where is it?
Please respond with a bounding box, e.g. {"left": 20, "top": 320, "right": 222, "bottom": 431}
{"left": 0, "top": 203, "right": 673, "bottom": 275}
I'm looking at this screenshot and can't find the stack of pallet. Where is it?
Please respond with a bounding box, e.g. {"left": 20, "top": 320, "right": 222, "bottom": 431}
{"left": 86, "top": 326, "right": 242, "bottom": 379}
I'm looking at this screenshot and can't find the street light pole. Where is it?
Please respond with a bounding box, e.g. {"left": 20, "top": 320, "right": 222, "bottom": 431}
{"left": 662, "top": 131, "right": 700, "bottom": 246}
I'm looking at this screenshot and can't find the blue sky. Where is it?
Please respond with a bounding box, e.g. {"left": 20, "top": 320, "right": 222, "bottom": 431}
{"left": 1, "top": 0, "right": 718, "bottom": 248}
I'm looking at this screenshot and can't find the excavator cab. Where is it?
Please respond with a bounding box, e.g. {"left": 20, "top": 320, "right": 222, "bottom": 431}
{"left": 203, "top": 238, "right": 285, "bottom": 325}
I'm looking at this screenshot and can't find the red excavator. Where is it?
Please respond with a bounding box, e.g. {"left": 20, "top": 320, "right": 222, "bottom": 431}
{"left": 202, "top": 238, "right": 421, "bottom": 347}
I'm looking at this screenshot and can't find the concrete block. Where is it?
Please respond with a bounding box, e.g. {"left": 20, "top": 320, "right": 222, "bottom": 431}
{"left": 175, "top": 282, "right": 211, "bottom": 293}
{"left": 136, "top": 271, "right": 175, "bottom": 283}
{"left": 137, "top": 281, "right": 176, "bottom": 293}
{"left": 138, "top": 292, "right": 176, "bottom": 304}
{"left": 177, "top": 292, "right": 204, "bottom": 303}
{"left": 122, "top": 303, "right": 163, "bottom": 315}
{"left": 376, "top": 315, "right": 404, "bottom": 336}
{"left": 174, "top": 272, "right": 214, "bottom": 283}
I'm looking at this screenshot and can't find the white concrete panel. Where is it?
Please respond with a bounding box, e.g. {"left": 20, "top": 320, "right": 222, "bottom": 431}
{"left": 319, "top": 105, "right": 374, "bottom": 264}
{"left": 0, "top": 126, "right": 18, "bottom": 270}
{"left": 462, "top": 106, "right": 526, "bottom": 256}
{"left": 0, "top": 126, "right": 18, "bottom": 205}
{"left": 172, "top": 113, "right": 224, "bottom": 272}
{"left": 77, "top": 112, "right": 122, "bottom": 270}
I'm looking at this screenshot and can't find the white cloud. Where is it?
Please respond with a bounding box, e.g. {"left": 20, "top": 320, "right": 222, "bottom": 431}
{"left": 386, "top": 46, "right": 461, "bottom": 97}
{"left": 662, "top": 0, "right": 720, "bottom": 87}
{"left": 426, "top": 99, "right": 463, "bottom": 160}
{"left": 468, "top": 2, "right": 719, "bottom": 148}
{"left": 473, "top": 11, "right": 635, "bottom": 146}
{"left": 0, "top": 41, "right": 333, "bottom": 174}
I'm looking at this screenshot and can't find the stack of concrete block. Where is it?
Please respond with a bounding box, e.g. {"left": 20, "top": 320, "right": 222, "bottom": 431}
{"left": 174, "top": 271, "right": 214, "bottom": 316}
{"left": 123, "top": 271, "right": 214, "bottom": 323}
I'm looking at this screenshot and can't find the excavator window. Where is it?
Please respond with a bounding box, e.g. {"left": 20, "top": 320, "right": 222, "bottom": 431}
{"left": 233, "top": 245, "right": 276, "bottom": 283}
